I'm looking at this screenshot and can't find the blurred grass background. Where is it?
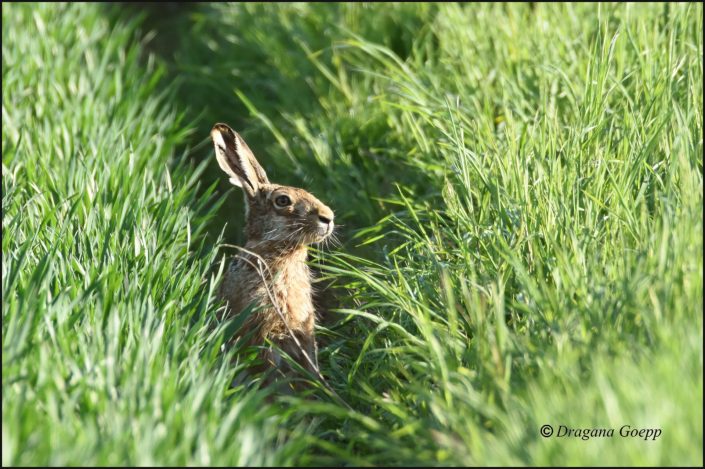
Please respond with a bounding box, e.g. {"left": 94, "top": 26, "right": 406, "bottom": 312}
{"left": 2, "top": 2, "right": 702, "bottom": 466}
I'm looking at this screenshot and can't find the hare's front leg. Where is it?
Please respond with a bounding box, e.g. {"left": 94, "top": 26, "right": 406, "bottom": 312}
{"left": 297, "top": 331, "right": 319, "bottom": 374}
{"left": 273, "top": 331, "right": 318, "bottom": 376}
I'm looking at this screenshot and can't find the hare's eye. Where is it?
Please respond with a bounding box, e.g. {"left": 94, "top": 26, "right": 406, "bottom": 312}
{"left": 274, "top": 195, "right": 292, "bottom": 207}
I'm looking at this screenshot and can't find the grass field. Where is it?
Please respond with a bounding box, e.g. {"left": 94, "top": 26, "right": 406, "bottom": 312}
{"left": 2, "top": 2, "right": 703, "bottom": 466}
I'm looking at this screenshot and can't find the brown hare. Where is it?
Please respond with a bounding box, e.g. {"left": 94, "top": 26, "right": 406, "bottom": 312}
{"left": 211, "top": 123, "right": 334, "bottom": 383}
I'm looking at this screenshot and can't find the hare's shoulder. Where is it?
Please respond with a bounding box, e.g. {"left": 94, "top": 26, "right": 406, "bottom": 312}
{"left": 219, "top": 259, "right": 267, "bottom": 309}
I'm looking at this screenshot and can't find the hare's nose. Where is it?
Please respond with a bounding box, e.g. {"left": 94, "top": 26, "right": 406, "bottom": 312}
{"left": 317, "top": 206, "right": 334, "bottom": 225}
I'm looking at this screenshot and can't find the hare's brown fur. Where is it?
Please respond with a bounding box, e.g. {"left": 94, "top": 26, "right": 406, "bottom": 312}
{"left": 211, "top": 123, "right": 334, "bottom": 379}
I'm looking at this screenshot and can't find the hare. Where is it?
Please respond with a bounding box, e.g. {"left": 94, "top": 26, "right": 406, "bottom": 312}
{"left": 211, "top": 123, "right": 334, "bottom": 382}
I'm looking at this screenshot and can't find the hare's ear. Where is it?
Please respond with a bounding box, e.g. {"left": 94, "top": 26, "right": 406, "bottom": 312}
{"left": 211, "top": 123, "right": 269, "bottom": 198}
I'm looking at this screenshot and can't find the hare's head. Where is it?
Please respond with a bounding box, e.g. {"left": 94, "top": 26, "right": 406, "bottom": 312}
{"left": 211, "top": 123, "right": 334, "bottom": 247}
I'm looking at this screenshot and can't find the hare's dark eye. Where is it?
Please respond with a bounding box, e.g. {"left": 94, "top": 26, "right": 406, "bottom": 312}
{"left": 274, "top": 195, "right": 292, "bottom": 207}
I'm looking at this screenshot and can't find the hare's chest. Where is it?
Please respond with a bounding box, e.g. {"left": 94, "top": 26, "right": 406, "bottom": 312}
{"left": 272, "top": 263, "right": 314, "bottom": 326}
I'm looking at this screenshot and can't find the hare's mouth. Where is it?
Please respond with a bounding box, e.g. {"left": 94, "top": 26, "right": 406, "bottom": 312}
{"left": 315, "top": 220, "right": 334, "bottom": 240}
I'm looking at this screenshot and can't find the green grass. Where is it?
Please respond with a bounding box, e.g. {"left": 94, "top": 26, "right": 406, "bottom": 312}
{"left": 3, "top": 2, "right": 703, "bottom": 466}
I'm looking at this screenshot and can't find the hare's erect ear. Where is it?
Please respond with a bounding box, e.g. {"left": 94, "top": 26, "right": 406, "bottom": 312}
{"left": 211, "top": 123, "right": 269, "bottom": 198}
